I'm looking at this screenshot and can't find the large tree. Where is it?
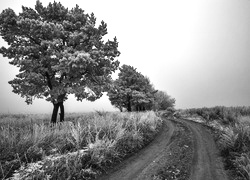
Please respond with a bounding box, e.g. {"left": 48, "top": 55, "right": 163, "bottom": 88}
{"left": 0, "top": 1, "right": 120, "bottom": 123}
{"left": 107, "top": 65, "right": 156, "bottom": 112}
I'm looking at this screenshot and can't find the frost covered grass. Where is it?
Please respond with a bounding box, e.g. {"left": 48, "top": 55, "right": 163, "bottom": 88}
{"left": 239, "top": 115, "right": 250, "bottom": 126}
{"left": 0, "top": 111, "right": 162, "bottom": 179}
{"left": 217, "top": 123, "right": 250, "bottom": 180}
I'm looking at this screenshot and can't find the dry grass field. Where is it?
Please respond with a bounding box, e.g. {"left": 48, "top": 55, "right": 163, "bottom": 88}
{"left": 0, "top": 111, "right": 162, "bottom": 179}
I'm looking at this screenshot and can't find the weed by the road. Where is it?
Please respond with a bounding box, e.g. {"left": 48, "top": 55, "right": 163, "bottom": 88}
{"left": 218, "top": 124, "right": 250, "bottom": 180}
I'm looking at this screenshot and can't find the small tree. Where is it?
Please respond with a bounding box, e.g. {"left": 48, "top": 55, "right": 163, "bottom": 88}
{"left": 0, "top": 1, "right": 120, "bottom": 123}
{"left": 153, "top": 90, "right": 175, "bottom": 110}
{"left": 107, "top": 65, "right": 155, "bottom": 112}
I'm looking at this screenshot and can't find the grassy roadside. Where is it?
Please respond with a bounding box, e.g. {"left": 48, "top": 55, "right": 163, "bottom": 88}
{"left": 0, "top": 111, "right": 162, "bottom": 179}
{"left": 180, "top": 107, "right": 250, "bottom": 180}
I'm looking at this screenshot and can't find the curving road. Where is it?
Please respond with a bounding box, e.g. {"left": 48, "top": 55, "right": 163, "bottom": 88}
{"left": 180, "top": 119, "right": 228, "bottom": 180}
{"left": 97, "top": 118, "right": 229, "bottom": 180}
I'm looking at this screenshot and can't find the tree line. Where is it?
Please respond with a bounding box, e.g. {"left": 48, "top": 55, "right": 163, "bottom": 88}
{"left": 0, "top": 1, "right": 175, "bottom": 123}
{"left": 107, "top": 64, "right": 175, "bottom": 112}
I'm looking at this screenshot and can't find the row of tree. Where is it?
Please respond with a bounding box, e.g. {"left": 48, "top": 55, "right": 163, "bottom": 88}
{"left": 0, "top": 1, "right": 175, "bottom": 123}
{"left": 107, "top": 64, "right": 175, "bottom": 112}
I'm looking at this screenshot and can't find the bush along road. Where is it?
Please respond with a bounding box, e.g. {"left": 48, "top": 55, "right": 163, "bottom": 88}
{"left": 97, "top": 118, "right": 229, "bottom": 180}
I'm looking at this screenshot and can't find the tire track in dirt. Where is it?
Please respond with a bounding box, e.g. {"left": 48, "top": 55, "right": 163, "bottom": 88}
{"left": 180, "top": 119, "right": 228, "bottom": 180}
{"left": 97, "top": 119, "right": 175, "bottom": 180}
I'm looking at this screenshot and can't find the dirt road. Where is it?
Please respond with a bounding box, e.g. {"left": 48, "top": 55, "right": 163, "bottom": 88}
{"left": 97, "top": 118, "right": 228, "bottom": 180}
{"left": 180, "top": 119, "right": 228, "bottom": 180}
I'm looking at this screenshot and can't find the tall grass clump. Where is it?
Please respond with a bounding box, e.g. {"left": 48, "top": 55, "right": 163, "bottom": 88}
{"left": 0, "top": 111, "right": 162, "bottom": 179}
{"left": 218, "top": 124, "right": 250, "bottom": 180}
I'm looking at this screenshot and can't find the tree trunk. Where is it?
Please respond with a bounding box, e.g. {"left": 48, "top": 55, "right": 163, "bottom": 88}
{"left": 51, "top": 103, "right": 60, "bottom": 123}
{"left": 127, "top": 101, "right": 132, "bottom": 112}
{"left": 51, "top": 94, "right": 66, "bottom": 123}
{"left": 127, "top": 94, "right": 132, "bottom": 112}
{"left": 51, "top": 102, "right": 65, "bottom": 123}
{"left": 59, "top": 102, "right": 64, "bottom": 122}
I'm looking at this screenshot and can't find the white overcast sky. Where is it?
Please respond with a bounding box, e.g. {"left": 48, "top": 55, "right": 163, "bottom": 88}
{"left": 0, "top": 0, "right": 250, "bottom": 113}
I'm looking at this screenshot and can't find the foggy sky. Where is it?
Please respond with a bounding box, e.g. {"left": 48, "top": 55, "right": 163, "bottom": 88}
{"left": 0, "top": 0, "right": 250, "bottom": 113}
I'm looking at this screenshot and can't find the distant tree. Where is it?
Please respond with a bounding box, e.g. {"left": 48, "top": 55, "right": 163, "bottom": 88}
{"left": 0, "top": 1, "right": 120, "bottom": 123}
{"left": 107, "top": 65, "right": 156, "bottom": 112}
{"left": 131, "top": 76, "right": 156, "bottom": 111}
{"left": 153, "top": 90, "right": 175, "bottom": 110}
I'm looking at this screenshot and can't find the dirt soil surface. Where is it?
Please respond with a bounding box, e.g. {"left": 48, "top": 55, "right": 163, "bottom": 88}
{"left": 97, "top": 118, "right": 229, "bottom": 180}
{"left": 180, "top": 119, "right": 229, "bottom": 180}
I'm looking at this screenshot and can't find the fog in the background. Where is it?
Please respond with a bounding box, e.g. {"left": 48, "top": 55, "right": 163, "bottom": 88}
{"left": 0, "top": 0, "right": 250, "bottom": 113}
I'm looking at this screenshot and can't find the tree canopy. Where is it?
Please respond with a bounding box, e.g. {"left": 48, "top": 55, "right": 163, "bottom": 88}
{"left": 153, "top": 90, "right": 175, "bottom": 111}
{"left": 107, "top": 64, "right": 156, "bottom": 112}
{"left": 0, "top": 1, "right": 120, "bottom": 122}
